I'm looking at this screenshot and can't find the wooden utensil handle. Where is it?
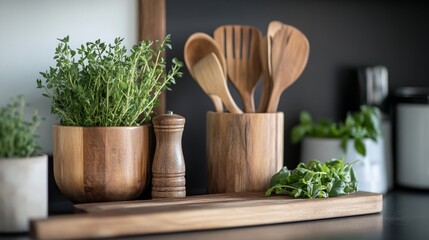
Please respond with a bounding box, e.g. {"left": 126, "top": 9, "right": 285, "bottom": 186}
{"left": 208, "top": 94, "right": 224, "bottom": 112}
{"left": 241, "top": 92, "right": 256, "bottom": 113}
{"left": 222, "top": 90, "right": 243, "bottom": 114}
{"left": 265, "top": 88, "right": 282, "bottom": 113}
{"left": 257, "top": 36, "right": 271, "bottom": 113}
{"left": 257, "top": 73, "right": 271, "bottom": 113}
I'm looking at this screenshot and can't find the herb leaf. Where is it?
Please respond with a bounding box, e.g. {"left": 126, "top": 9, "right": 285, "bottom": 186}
{"left": 269, "top": 166, "right": 290, "bottom": 188}
{"left": 37, "top": 35, "right": 183, "bottom": 126}
{"left": 265, "top": 159, "right": 358, "bottom": 198}
{"left": 0, "top": 96, "right": 42, "bottom": 158}
{"left": 290, "top": 106, "right": 380, "bottom": 156}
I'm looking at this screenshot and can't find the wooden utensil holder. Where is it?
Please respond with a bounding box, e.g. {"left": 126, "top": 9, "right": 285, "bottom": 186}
{"left": 207, "top": 112, "right": 284, "bottom": 193}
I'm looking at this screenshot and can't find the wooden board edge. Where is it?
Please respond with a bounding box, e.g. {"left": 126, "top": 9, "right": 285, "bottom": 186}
{"left": 33, "top": 192, "right": 382, "bottom": 239}
{"left": 74, "top": 191, "right": 382, "bottom": 213}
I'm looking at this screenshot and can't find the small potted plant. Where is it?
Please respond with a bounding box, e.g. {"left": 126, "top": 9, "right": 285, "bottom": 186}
{"left": 37, "top": 35, "right": 183, "bottom": 203}
{"left": 291, "top": 105, "right": 387, "bottom": 193}
{"left": 0, "top": 96, "right": 47, "bottom": 232}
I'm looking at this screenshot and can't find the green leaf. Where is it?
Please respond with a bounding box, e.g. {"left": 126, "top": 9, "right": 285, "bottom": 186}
{"left": 291, "top": 126, "right": 306, "bottom": 143}
{"left": 265, "top": 187, "right": 275, "bottom": 197}
{"left": 266, "top": 158, "right": 357, "bottom": 199}
{"left": 290, "top": 106, "right": 380, "bottom": 157}
{"left": 300, "top": 111, "right": 312, "bottom": 125}
{"left": 354, "top": 138, "right": 366, "bottom": 156}
{"left": 119, "top": 81, "right": 128, "bottom": 90}
{"left": 269, "top": 166, "right": 290, "bottom": 187}
{"left": 329, "top": 179, "right": 346, "bottom": 197}
{"left": 0, "top": 96, "right": 42, "bottom": 157}
{"left": 304, "top": 171, "right": 315, "bottom": 182}
{"left": 36, "top": 35, "right": 183, "bottom": 126}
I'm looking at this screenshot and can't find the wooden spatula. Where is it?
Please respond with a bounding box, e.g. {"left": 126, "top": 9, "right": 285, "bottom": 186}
{"left": 192, "top": 53, "right": 242, "bottom": 114}
{"left": 214, "top": 25, "right": 262, "bottom": 113}
{"left": 184, "top": 33, "right": 226, "bottom": 112}
{"left": 267, "top": 21, "right": 283, "bottom": 78}
{"left": 266, "top": 24, "right": 310, "bottom": 113}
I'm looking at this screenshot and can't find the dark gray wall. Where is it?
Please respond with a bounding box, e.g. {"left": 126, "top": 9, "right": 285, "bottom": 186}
{"left": 165, "top": 0, "right": 429, "bottom": 194}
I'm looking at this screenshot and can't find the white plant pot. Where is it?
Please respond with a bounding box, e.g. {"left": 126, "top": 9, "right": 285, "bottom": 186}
{"left": 300, "top": 137, "right": 387, "bottom": 194}
{"left": 0, "top": 154, "right": 48, "bottom": 232}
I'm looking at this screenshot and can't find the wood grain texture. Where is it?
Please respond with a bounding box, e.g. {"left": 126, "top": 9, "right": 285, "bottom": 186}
{"left": 184, "top": 32, "right": 226, "bottom": 112}
{"left": 266, "top": 23, "right": 310, "bottom": 113}
{"left": 151, "top": 113, "right": 186, "bottom": 198}
{"left": 257, "top": 36, "right": 271, "bottom": 113}
{"left": 31, "top": 191, "right": 382, "bottom": 239}
{"left": 207, "top": 112, "right": 283, "bottom": 193}
{"left": 139, "top": 0, "right": 166, "bottom": 115}
{"left": 193, "top": 53, "right": 242, "bottom": 113}
{"left": 267, "top": 21, "right": 283, "bottom": 78}
{"left": 214, "top": 25, "right": 262, "bottom": 113}
{"left": 53, "top": 125, "right": 151, "bottom": 203}
{"left": 184, "top": 32, "right": 227, "bottom": 79}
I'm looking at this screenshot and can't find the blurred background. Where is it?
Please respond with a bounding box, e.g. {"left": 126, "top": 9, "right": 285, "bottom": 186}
{"left": 1, "top": 0, "right": 429, "bottom": 206}
{"left": 165, "top": 0, "right": 429, "bottom": 194}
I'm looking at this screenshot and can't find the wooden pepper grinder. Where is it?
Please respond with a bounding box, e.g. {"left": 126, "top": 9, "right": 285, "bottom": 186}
{"left": 151, "top": 111, "right": 186, "bottom": 198}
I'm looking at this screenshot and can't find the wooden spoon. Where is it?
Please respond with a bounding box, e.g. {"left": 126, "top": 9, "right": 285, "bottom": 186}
{"left": 184, "top": 32, "right": 227, "bottom": 112}
{"left": 265, "top": 24, "right": 310, "bottom": 113}
{"left": 267, "top": 21, "right": 283, "bottom": 77}
{"left": 192, "top": 53, "right": 243, "bottom": 114}
{"left": 214, "top": 25, "right": 262, "bottom": 113}
{"left": 256, "top": 21, "right": 282, "bottom": 113}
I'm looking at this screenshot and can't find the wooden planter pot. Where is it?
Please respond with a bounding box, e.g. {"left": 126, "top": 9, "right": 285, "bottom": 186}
{"left": 207, "top": 112, "right": 284, "bottom": 193}
{"left": 53, "top": 125, "right": 151, "bottom": 203}
{"left": 0, "top": 154, "right": 48, "bottom": 232}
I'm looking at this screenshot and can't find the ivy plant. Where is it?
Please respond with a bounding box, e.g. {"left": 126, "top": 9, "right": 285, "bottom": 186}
{"left": 291, "top": 105, "right": 380, "bottom": 156}
{"left": 0, "top": 96, "right": 41, "bottom": 158}
{"left": 37, "top": 35, "right": 183, "bottom": 126}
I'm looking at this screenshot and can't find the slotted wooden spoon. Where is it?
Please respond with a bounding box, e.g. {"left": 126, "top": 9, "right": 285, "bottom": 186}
{"left": 184, "top": 32, "right": 227, "bottom": 112}
{"left": 265, "top": 24, "right": 310, "bottom": 113}
{"left": 192, "top": 53, "right": 242, "bottom": 114}
{"left": 214, "top": 25, "right": 262, "bottom": 113}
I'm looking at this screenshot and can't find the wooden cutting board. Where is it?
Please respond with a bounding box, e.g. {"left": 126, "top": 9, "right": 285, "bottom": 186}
{"left": 31, "top": 191, "right": 382, "bottom": 240}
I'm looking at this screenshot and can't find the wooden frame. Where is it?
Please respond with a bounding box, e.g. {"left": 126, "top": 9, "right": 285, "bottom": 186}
{"left": 139, "top": 0, "right": 166, "bottom": 115}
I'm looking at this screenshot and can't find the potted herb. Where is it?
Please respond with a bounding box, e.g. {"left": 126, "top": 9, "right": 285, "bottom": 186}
{"left": 291, "top": 106, "right": 387, "bottom": 193}
{"left": 37, "top": 35, "right": 182, "bottom": 203}
{"left": 0, "top": 96, "right": 47, "bottom": 232}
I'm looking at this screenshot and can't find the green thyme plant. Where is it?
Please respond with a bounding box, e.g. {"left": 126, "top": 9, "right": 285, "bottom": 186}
{"left": 37, "top": 35, "right": 183, "bottom": 126}
{"left": 0, "top": 96, "right": 41, "bottom": 158}
{"left": 291, "top": 105, "right": 380, "bottom": 156}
